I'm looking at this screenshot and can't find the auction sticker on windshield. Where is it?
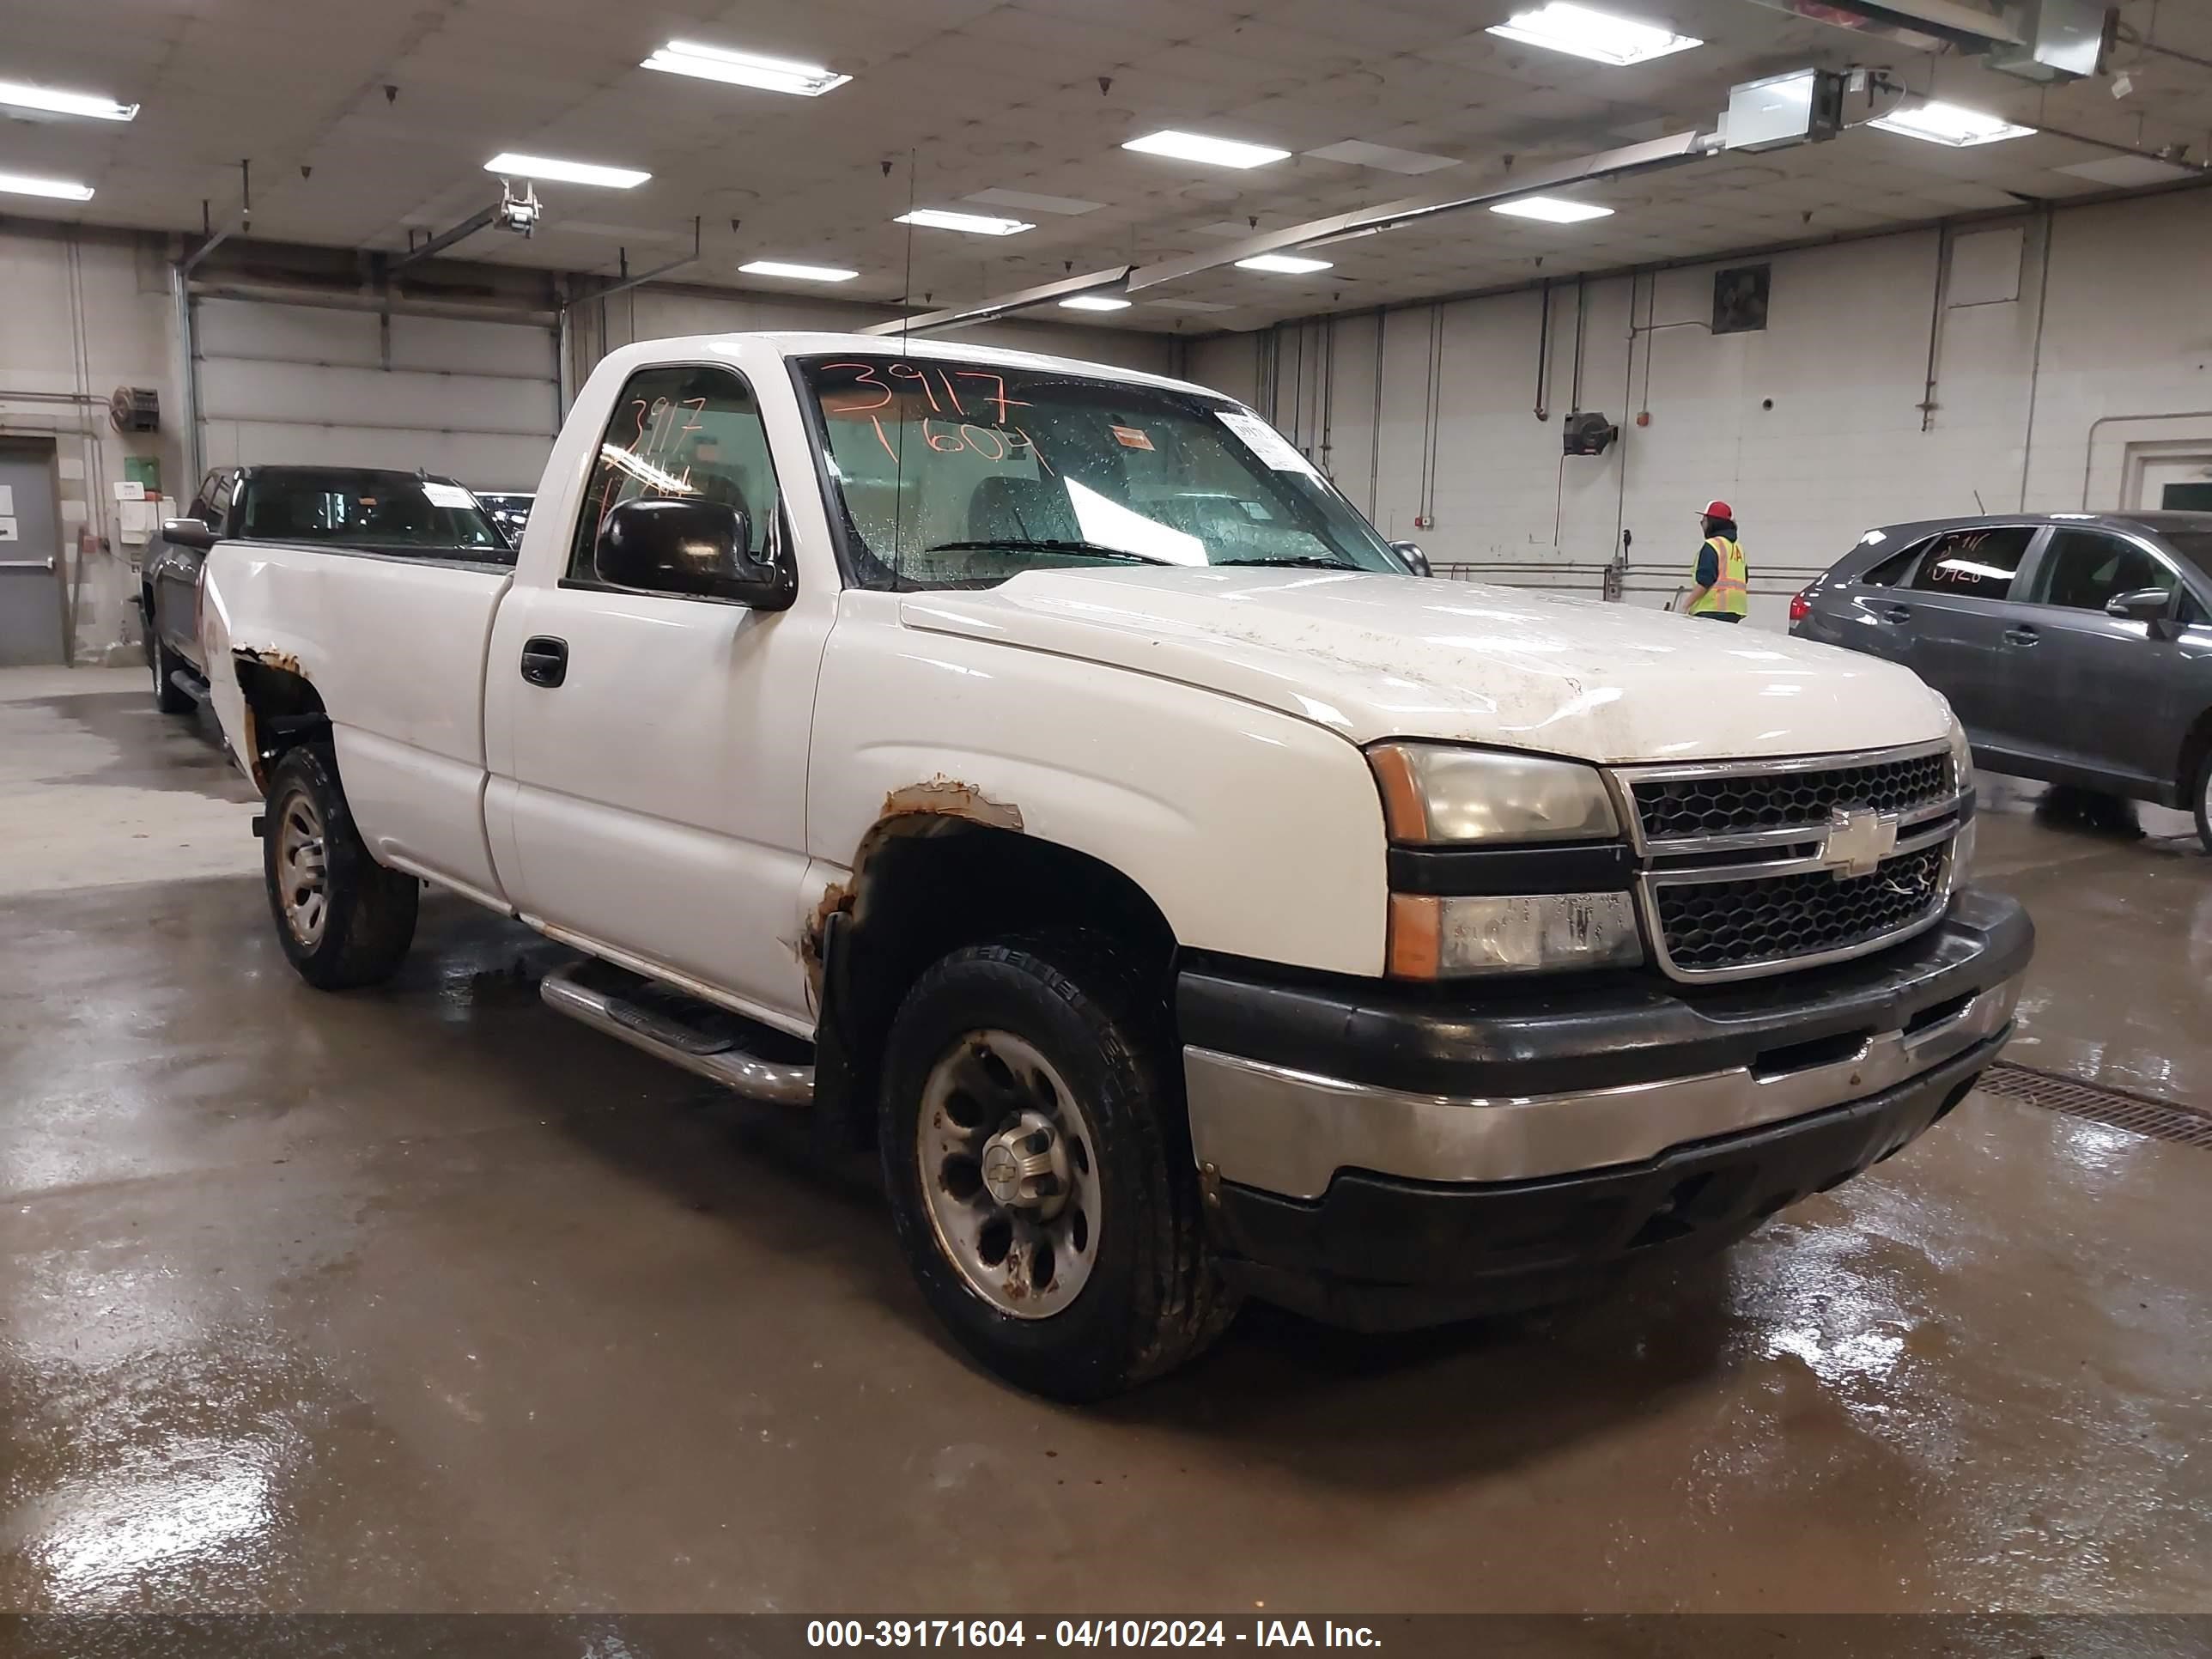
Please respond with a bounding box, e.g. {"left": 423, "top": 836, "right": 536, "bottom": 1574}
{"left": 1217, "top": 410, "right": 1318, "bottom": 476}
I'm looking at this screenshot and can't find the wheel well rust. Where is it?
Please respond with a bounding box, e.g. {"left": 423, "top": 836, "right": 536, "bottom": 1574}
{"left": 232, "top": 647, "right": 326, "bottom": 793}
{"left": 807, "top": 780, "right": 1176, "bottom": 1149}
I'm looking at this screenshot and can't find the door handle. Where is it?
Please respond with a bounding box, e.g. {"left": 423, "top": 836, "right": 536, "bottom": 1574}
{"left": 2002, "top": 625, "right": 2039, "bottom": 647}
{"left": 1880, "top": 603, "right": 1912, "bottom": 624}
{"left": 520, "top": 635, "right": 568, "bottom": 687}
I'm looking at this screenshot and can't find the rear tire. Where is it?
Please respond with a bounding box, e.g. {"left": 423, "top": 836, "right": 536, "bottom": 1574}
{"left": 878, "top": 932, "right": 1235, "bottom": 1401}
{"left": 150, "top": 625, "right": 193, "bottom": 714}
{"left": 262, "top": 744, "right": 418, "bottom": 989}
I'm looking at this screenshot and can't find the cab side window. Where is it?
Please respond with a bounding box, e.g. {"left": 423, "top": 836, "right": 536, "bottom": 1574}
{"left": 2026, "top": 530, "right": 2175, "bottom": 612}
{"left": 566, "top": 364, "right": 783, "bottom": 587}
{"left": 1907, "top": 526, "right": 2033, "bottom": 600}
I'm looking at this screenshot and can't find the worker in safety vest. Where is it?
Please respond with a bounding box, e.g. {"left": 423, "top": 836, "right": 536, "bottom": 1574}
{"left": 1686, "top": 499, "right": 1748, "bottom": 623}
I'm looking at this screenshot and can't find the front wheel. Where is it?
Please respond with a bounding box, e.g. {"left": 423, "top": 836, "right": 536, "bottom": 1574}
{"left": 262, "top": 744, "right": 419, "bottom": 989}
{"left": 878, "top": 933, "right": 1235, "bottom": 1401}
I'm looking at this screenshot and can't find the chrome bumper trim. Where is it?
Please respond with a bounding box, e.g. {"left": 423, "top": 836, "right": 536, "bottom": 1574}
{"left": 1183, "top": 974, "right": 2021, "bottom": 1200}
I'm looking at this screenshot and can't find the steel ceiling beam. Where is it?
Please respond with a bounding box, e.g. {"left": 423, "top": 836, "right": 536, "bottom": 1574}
{"left": 863, "top": 131, "right": 1712, "bottom": 338}
{"left": 858, "top": 265, "right": 1134, "bottom": 337}
{"left": 1734, "top": 0, "right": 2022, "bottom": 52}
{"left": 1124, "top": 131, "right": 1709, "bottom": 295}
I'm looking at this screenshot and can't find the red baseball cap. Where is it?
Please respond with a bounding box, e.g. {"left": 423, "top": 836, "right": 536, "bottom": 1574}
{"left": 1699, "top": 499, "right": 1734, "bottom": 520}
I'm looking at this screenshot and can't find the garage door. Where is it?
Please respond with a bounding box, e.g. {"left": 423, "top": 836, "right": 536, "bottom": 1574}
{"left": 192, "top": 297, "right": 559, "bottom": 492}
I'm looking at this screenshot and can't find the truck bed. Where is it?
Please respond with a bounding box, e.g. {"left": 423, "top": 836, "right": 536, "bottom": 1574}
{"left": 203, "top": 537, "right": 514, "bottom": 903}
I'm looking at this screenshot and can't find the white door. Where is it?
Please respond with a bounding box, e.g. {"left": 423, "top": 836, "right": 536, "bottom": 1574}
{"left": 2132, "top": 453, "right": 2212, "bottom": 514}
{"left": 192, "top": 297, "right": 558, "bottom": 491}
{"left": 485, "top": 360, "right": 829, "bottom": 1032}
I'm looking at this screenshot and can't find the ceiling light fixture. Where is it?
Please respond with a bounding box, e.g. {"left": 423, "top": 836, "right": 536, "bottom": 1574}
{"left": 1235, "top": 253, "right": 1333, "bottom": 273}
{"left": 0, "top": 79, "right": 137, "bottom": 120}
{"left": 484, "top": 153, "right": 651, "bottom": 189}
{"left": 641, "top": 41, "right": 850, "bottom": 97}
{"left": 1867, "top": 100, "right": 2034, "bottom": 148}
{"left": 1490, "top": 196, "right": 1614, "bottom": 223}
{"left": 1123, "top": 130, "right": 1291, "bottom": 169}
{"left": 0, "top": 170, "right": 94, "bottom": 201}
{"left": 739, "top": 259, "right": 859, "bottom": 282}
{"left": 1059, "top": 295, "right": 1132, "bottom": 311}
{"left": 1486, "top": 3, "right": 1700, "bottom": 67}
{"left": 895, "top": 208, "right": 1032, "bottom": 236}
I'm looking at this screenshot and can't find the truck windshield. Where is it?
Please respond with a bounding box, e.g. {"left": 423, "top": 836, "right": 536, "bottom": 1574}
{"left": 797, "top": 354, "right": 1407, "bottom": 589}
{"left": 238, "top": 470, "right": 508, "bottom": 557}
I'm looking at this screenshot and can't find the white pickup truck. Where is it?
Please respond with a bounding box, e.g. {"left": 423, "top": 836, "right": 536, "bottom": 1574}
{"left": 199, "top": 331, "right": 2033, "bottom": 1398}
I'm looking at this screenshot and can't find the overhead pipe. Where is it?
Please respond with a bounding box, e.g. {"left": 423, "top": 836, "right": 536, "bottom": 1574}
{"left": 1534, "top": 278, "right": 1552, "bottom": 421}
{"left": 566, "top": 216, "right": 703, "bottom": 308}
{"left": 389, "top": 200, "right": 507, "bottom": 271}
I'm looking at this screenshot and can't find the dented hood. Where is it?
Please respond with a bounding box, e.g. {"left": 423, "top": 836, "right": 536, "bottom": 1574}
{"left": 898, "top": 566, "right": 1951, "bottom": 764}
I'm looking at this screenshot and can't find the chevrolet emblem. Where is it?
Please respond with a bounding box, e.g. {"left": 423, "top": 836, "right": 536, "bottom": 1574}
{"left": 1821, "top": 806, "right": 1899, "bottom": 879}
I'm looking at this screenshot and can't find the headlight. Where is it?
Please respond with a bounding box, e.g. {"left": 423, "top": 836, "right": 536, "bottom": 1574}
{"left": 1367, "top": 743, "right": 1619, "bottom": 844}
{"left": 1946, "top": 708, "right": 1975, "bottom": 793}
{"left": 1389, "top": 892, "right": 1643, "bottom": 978}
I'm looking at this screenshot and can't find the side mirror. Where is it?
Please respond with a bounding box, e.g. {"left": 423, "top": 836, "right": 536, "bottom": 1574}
{"left": 2105, "top": 587, "right": 2174, "bottom": 633}
{"left": 161, "top": 518, "right": 216, "bottom": 552}
{"left": 593, "top": 497, "right": 793, "bottom": 609}
{"left": 1390, "top": 539, "right": 1432, "bottom": 578}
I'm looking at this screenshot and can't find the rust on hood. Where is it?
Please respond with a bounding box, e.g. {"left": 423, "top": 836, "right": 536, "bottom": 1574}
{"left": 799, "top": 777, "right": 1024, "bottom": 996}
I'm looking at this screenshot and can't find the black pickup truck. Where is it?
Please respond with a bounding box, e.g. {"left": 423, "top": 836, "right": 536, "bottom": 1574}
{"left": 143, "top": 465, "right": 511, "bottom": 713}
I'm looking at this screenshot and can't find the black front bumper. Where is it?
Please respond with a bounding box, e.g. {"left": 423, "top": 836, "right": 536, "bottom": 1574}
{"left": 1180, "top": 888, "right": 2034, "bottom": 1331}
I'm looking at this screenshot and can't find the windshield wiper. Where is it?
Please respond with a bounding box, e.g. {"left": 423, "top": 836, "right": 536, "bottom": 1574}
{"left": 922, "top": 538, "right": 1174, "bottom": 565}
{"left": 1212, "top": 556, "right": 1358, "bottom": 570}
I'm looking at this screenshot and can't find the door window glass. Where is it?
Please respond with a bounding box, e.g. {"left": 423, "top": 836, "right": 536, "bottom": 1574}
{"left": 1907, "top": 526, "right": 2033, "bottom": 599}
{"left": 2027, "top": 531, "right": 2176, "bottom": 612}
{"left": 568, "top": 364, "right": 782, "bottom": 586}
{"left": 1861, "top": 539, "right": 1927, "bottom": 586}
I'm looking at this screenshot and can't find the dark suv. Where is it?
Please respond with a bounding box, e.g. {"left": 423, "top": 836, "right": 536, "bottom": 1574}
{"left": 1790, "top": 512, "right": 2212, "bottom": 849}
{"left": 143, "top": 465, "right": 510, "bottom": 714}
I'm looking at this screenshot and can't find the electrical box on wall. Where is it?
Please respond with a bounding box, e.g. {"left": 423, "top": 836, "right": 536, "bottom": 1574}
{"left": 1563, "top": 413, "right": 1619, "bottom": 456}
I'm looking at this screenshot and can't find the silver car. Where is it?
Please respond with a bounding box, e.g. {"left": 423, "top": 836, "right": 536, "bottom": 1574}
{"left": 1790, "top": 512, "right": 2212, "bottom": 851}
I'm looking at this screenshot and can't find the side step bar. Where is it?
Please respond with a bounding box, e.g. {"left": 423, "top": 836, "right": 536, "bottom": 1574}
{"left": 539, "top": 962, "right": 814, "bottom": 1108}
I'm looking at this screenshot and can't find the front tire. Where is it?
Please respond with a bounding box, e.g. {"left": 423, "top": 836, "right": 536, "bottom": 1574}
{"left": 878, "top": 933, "right": 1234, "bottom": 1401}
{"left": 262, "top": 744, "right": 418, "bottom": 989}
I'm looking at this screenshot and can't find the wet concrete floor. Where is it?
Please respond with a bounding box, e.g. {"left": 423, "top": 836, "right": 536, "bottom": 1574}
{"left": 3, "top": 670, "right": 2209, "bottom": 1613}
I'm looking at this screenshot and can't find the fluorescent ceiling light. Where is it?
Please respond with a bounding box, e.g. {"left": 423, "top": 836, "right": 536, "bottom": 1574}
{"left": 896, "top": 208, "right": 1032, "bottom": 235}
{"left": 641, "top": 41, "right": 850, "bottom": 96}
{"left": 1236, "top": 253, "right": 1332, "bottom": 274}
{"left": 1059, "top": 295, "right": 1132, "bottom": 311}
{"left": 1491, "top": 196, "right": 1614, "bottom": 223}
{"left": 0, "top": 170, "right": 94, "bottom": 201}
{"left": 0, "top": 79, "right": 137, "bottom": 120}
{"left": 1868, "top": 100, "right": 2034, "bottom": 148}
{"left": 1486, "top": 3, "right": 1700, "bottom": 67}
{"left": 739, "top": 259, "right": 858, "bottom": 282}
{"left": 485, "top": 152, "right": 650, "bottom": 189}
{"left": 1123, "top": 130, "right": 1291, "bottom": 169}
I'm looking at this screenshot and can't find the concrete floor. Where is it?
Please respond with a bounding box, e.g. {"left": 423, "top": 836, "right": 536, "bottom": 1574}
{"left": 3, "top": 666, "right": 2209, "bottom": 1614}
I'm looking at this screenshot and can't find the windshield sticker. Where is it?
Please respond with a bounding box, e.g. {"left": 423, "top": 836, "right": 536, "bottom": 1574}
{"left": 1110, "top": 424, "right": 1153, "bottom": 452}
{"left": 422, "top": 482, "right": 477, "bottom": 510}
{"left": 1217, "top": 410, "right": 1318, "bottom": 476}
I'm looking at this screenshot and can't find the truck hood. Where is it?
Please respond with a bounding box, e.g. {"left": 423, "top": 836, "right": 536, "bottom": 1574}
{"left": 899, "top": 566, "right": 1951, "bottom": 763}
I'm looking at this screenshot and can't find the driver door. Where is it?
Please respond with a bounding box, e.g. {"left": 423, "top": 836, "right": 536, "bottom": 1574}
{"left": 485, "top": 362, "right": 830, "bottom": 1030}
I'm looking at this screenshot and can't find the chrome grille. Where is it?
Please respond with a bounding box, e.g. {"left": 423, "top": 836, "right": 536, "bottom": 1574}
{"left": 1631, "top": 750, "right": 1953, "bottom": 844}
{"left": 1615, "top": 740, "right": 1964, "bottom": 984}
{"left": 1653, "top": 845, "right": 1946, "bottom": 975}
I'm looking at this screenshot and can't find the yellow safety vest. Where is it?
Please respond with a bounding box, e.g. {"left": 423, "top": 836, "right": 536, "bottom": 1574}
{"left": 1691, "top": 536, "right": 1748, "bottom": 617}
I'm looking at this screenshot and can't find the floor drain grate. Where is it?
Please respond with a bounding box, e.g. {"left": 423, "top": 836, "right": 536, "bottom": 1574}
{"left": 1978, "top": 1061, "right": 2212, "bottom": 1149}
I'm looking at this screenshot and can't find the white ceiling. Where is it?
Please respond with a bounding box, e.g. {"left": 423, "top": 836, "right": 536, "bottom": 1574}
{"left": 3, "top": 0, "right": 2209, "bottom": 331}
